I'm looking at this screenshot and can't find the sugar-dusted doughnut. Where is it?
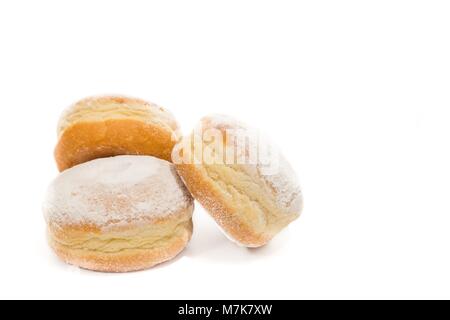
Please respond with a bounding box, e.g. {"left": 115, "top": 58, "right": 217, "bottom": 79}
{"left": 43, "top": 155, "right": 194, "bottom": 272}
{"left": 172, "top": 115, "right": 303, "bottom": 247}
{"left": 55, "top": 96, "right": 180, "bottom": 171}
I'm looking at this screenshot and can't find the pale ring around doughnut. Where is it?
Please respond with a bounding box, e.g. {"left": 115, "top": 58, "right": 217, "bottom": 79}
{"left": 55, "top": 95, "right": 180, "bottom": 172}
{"left": 43, "top": 155, "right": 194, "bottom": 272}
{"left": 172, "top": 115, "right": 303, "bottom": 248}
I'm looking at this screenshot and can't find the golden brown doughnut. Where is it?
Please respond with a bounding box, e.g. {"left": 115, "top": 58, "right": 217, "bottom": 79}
{"left": 55, "top": 96, "right": 180, "bottom": 171}
{"left": 43, "top": 155, "right": 194, "bottom": 272}
{"left": 172, "top": 115, "right": 303, "bottom": 247}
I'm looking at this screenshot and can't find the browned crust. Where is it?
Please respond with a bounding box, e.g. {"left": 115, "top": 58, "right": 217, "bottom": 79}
{"left": 175, "top": 164, "right": 271, "bottom": 247}
{"left": 47, "top": 207, "right": 194, "bottom": 273}
{"left": 55, "top": 119, "right": 178, "bottom": 171}
{"left": 48, "top": 222, "right": 192, "bottom": 273}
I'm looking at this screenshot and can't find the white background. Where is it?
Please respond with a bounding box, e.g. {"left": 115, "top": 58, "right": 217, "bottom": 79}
{"left": 0, "top": 0, "right": 449, "bottom": 300}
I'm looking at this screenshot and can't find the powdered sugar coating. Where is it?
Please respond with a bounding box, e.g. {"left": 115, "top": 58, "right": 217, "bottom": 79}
{"left": 259, "top": 157, "right": 303, "bottom": 212}
{"left": 44, "top": 156, "right": 193, "bottom": 229}
{"left": 199, "top": 113, "right": 246, "bottom": 131}
{"left": 201, "top": 114, "right": 303, "bottom": 214}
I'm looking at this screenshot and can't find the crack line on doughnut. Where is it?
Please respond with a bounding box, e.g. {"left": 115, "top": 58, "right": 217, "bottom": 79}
{"left": 51, "top": 220, "right": 191, "bottom": 254}
{"left": 59, "top": 106, "right": 176, "bottom": 138}
{"left": 201, "top": 165, "right": 295, "bottom": 235}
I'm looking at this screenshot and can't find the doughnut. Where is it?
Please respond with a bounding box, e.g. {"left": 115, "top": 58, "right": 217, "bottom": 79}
{"left": 43, "top": 155, "right": 194, "bottom": 272}
{"left": 172, "top": 115, "right": 303, "bottom": 247}
{"left": 55, "top": 96, "right": 180, "bottom": 171}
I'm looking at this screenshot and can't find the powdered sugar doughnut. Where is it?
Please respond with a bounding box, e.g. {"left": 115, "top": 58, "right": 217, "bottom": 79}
{"left": 55, "top": 96, "right": 180, "bottom": 172}
{"left": 172, "top": 115, "right": 302, "bottom": 247}
{"left": 43, "top": 155, "right": 194, "bottom": 272}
